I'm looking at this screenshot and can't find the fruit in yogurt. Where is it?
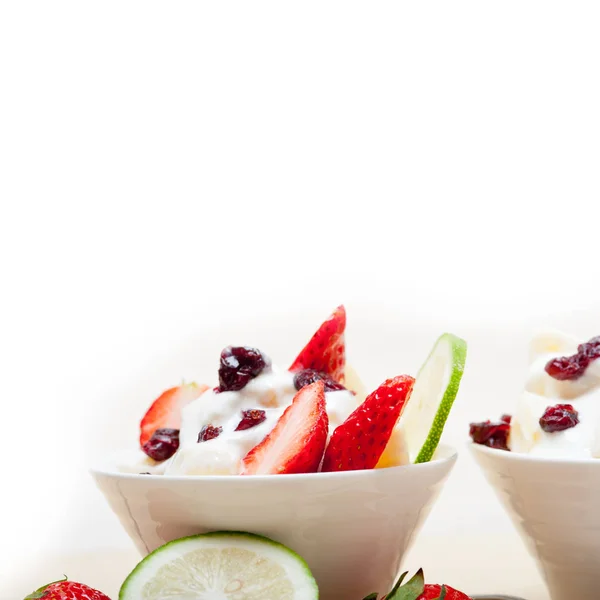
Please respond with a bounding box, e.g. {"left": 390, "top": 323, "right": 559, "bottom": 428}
{"left": 140, "top": 382, "right": 208, "bottom": 447}
{"left": 198, "top": 424, "right": 223, "bottom": 441}
{"left": 132, "top": 306, "right": 466, "bottom": 475}
{"left": 25, "top": 577, "right": 111, "bottom": 600}
{"left": 470, "top": 331, "right": 600, "bottom": 456}
{"left": 241, "top": 381, "right": 329, "bottom": 475}
{"left": 235, "top": 408, "right": 267, "bottom": 430}
{"left": 538, "top": 403, "right": 579, "bottom": 433}
{"left": 293, "top": 368, "right": 347, "bottom": 392}
{"left": 289, "top": 305, "right": 346, "bottom": 383}
{"left": 469, "top": 416, "right": 511, "bottom": 451}
{"left": 545, "top": 335, "right": 600, "bottom": 381}
{"left": 218, "top": 346, "right": 270, "bottom": 392}
{"left": 142, "top": 427, "right": 180, "bottom": 461}
{"left": 322, "top": 375, "right": 415, "bottom": 472}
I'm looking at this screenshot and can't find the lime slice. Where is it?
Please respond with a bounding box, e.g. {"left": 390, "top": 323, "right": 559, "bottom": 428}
{"left": 401, "top": 332, "right": 467, "bottom": 463}
{"left": 119, "top": 531, "right": 318, "bottom": 600}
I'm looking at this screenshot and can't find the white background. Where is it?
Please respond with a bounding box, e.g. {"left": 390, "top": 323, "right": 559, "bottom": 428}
{"left": 1, "top": 1, "right": 600, "bottom": 597}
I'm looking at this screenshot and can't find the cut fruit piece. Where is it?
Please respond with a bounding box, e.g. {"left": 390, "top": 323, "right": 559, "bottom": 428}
{"left": 241, "top": 381, "right": 328, "bottom": 475}
{"left": 119, "top": 532, "right": 319, "bottom": 600}
{"left": 321, "top": 375, "right": 415, "bottom": 472}
{"left": 289, "top": 305, "right": 346, "bottom": 383}
{"left": 140, "top": 382, "right": 208, "bottom": 447}
{"left": 397, "top": 333, "right": 467, "bottom": 464}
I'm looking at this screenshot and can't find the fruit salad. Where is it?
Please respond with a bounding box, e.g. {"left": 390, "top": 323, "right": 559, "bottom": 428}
{"left": 470, "top": 331, "right": 600, "bottom": 457}
{"left": 120, "top": 306, "right": 467, "bottom": 476}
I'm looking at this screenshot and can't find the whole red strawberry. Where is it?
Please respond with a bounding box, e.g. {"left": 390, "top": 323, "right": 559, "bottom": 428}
{"left": 417, "top": 584, "right": 471, "bottom": 599}
{"left": 363, "top": 568, "right": 471, "bottom": 600}
{"left": 25, "top": 577, "right": 111, "bottom": 600}
{"left": 322, "top": 375, "right": 414, "bottom": 472}
{"left": 289, "top": 305, "right": 346, "bottom": 383}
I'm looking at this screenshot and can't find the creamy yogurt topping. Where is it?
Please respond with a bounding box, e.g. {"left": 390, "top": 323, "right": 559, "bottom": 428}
{"left": 510, "top": 331, "right": 600, "bottom": 458}
{"left": 123, "top": 365, "right": 360, "bottom": 475}
{"left": 115, "top": 448, "right": 170, "bottom": 475}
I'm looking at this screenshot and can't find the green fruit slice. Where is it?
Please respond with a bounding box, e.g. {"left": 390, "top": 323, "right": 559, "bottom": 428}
{"left": 401, "top": 333, "right": 467, "bottom": 463}
{"left": 119, "top": 531, "right": 319, "bottom": 600}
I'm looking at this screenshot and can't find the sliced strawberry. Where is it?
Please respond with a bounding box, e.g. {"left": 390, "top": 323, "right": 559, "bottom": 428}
{"left": 25, "top": 578, "right": 111, "bottom": 600}
{"left": 322, "top": 375, "right": 414, "bottom": 472}
{"left": 139, "top": 382, "right": 208, "bottom": 446}
{"left": 241, "top": 381, "right": 328, "bottom": 475}
{"left": 289, "top": 305, "right": 346, "bottom": 383}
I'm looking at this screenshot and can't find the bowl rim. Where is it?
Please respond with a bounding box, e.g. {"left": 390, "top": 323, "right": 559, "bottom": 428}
{"left": 90, "top": 444, "right": 458, "bottom": 482}
{"left": 469, "top": 440, "right": 600, "bottom": 466}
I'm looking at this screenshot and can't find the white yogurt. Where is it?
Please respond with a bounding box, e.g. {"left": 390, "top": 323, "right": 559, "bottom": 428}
{"left": 510, "top": 331, "right": 600, "bottom": 458}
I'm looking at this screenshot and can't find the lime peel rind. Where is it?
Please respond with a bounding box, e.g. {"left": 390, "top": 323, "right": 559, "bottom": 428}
{"left": 413, "top": 333, "right": 467, "bottom": 464}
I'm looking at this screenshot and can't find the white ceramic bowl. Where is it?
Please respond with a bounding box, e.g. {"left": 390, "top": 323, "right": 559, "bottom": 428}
{"left": 471, "top": 443, "right": 600, "bottom": 600}
{"left": 92, "top": 445, "right": 456, "bottom": 600}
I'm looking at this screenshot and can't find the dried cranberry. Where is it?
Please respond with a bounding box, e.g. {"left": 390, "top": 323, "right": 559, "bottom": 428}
{"left": 539, "top": 404, "right": 579, "bottom": 433}
{"left": 142, "top": 428, "right": 180, "bottom": 461}
{"left": 545, "top": 335, "right": 600, "bottom": 381}
{"left": 218, "top": 346, "right": 270, "bottom": 392}
{"left": 580, "top": 341, "right": 600, "bottom": 360}
{"left": 235, "top": 409, "right": 267, "bottom": 431}
{"left": 545, "top": 356, "right": 587, "bottom": 380}
{"left": 500, "top": 414, "right": 512, "bottom": 424}
{"left": 469, "top": 419, "right": 510, "bottom": 451}
{"left": 293, "top": 368, "right": 346, "bottom": 392}
{"left": 198, "top": 424, "right": 223, "bottom": 442}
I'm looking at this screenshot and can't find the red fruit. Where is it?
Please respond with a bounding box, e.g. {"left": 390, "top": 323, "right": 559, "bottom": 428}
{"left": 545, "top": 335, "right": 600, "bottom": 381}
{"left": 25, "top": 578, "right": 111, "bottom": 600}
{"left": 289, "top": 305, "right": 346, "bottom": 383}
{"left": 419, "top": 584, "right": 472, "bottom": 599}
{"left": 322, "top": 375, "right": 414, "bottom": 472}
{"left": 142, "top": 428, "right": 180, "bottom": 461}
{"left": 366, "top": 568, "right": 471, "bottom": 600}
{"left": 197, "top": 424, "right": 223, "bottom": 442}
{"left": 241, "top": 381, "right": 328, "bottom": 475}
{"left": 218, "top": 346, "right": 270, "bottom": 392}
{"left": 235, "top": 409, "right": 267, "bottom": 431}
{"left": 539, "top": 404, "right": 579, "bottom": 433}
{"left": 293, "top": 369, "right": 347, "bottom": 392}
{"left": 469, "top": 419, "right": 511, "bottom": 451}
{"left": 139, "top": 382, "right": 208, "bottom": 446}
